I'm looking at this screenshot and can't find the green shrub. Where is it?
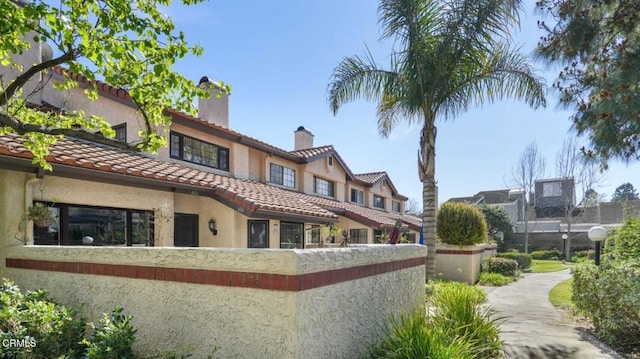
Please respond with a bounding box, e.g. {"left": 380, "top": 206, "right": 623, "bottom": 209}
{"left": 495, "top": 252, "right": 532, "bottom": 270}
{"left": 437, "top": 202, "right": 488, "bottom": 245}
{"left": 482, "top": 257, "right": 518, "bottom": 277}
{"left": 428, "top": 281, "right": 503, "bottom": 358}
{"left": 572, "top": 249, "right": 594, "bottom": 261}
{"left": 478, "top": 272, "right": 514, "bottom": 286}
{"left": 0, "top": 279, "right": 86, "bottom": 358}
{"left": 368, "top": 282, "right": 502, "bottom": 359}
{"left": 364, "top": 310, "right": 477, "bottom": 359}
{"left": 530, "top": 250, "right": 562, "bottom": 260}
{"left": 605, "top": 217, "right": 640, "bottom": 262}
{"left": 83, "top": 307, "right": 137, "bottom": 359}
{"left": 572, "top": 260, "right": 640, "bottom": 348}
{"left": 0, "top": 279, "right": 137, "bottom": 359}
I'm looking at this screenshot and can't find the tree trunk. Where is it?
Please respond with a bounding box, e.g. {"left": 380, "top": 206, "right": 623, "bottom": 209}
{"left": 419, "top": 114, "right": 437, "bottom": 280}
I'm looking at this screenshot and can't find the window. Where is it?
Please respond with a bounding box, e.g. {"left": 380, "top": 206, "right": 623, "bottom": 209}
{"left": 112, "top": 123, "right": 127, "bottom": 142}
{"left": 309, "top": 225, "right": 321, "bottom": 244}
{"left": 270, "top": 163, "right": 295, "bottom": 188}
{"left": 33, "top": 202, "right": 154, "bottom": 246}
{"left": 248, "top": 220, "right": 269, "bottom": 248}
{"left": 382, "top": 179, "right": 387, "bottom": 187}
{"left": 350, "top": 188, "right": 364, "bottom": 204}
{"left": 349, "top": 229, "right": 368, "bottom": 244}
{"left": 170, "top": 132, "right": 229, "bottom": 171}
{"left": 373, "top": 195, "right": 385, "bottom": 209}
{"left": 174, "top": 213, "right": 198, "bottom": 247}
{"left": 405, "top": 233, "right": 416, "bottom": 243}
{"left": 280, "top": 222, "right": 304, "bottom": 249}
{"left": 313, "top": 177, "right": 334, "bottom": 197}
{"left": 328, "top": 156, "right": 333, "bottom": 166}
{"left": 543, "top": 182, "right": 562, "bottom": 197}
{"left": 392, "top": 200, "right": 401, "bottom": 212}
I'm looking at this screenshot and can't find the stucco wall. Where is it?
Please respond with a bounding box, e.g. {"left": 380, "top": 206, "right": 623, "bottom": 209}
{"left": 1, "top": 245, "right": 427, "bottom": 358}
{"left": 435, "top": 244, "right": 486, "bottom": 284}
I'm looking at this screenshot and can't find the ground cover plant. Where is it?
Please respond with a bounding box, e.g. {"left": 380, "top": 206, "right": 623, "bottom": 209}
{"left": 548, "top": 278, "right": 573, "bottom": 311}
{"left": 366, "top": 281, "right": 503, "bottom": 358}
{"left": 478, "top": 272, "right": 514, "bottom": 286}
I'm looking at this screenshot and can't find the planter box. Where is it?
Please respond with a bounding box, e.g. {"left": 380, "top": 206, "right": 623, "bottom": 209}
{"left": 435, "top": 244, "right": 488, "bottom": 284}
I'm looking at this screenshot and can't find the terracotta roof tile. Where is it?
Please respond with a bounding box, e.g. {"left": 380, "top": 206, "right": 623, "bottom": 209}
{"left": 354, "top": 171, "right": 387, "bottom": 184}
{"left": 290, "top": 145, "right": 334, "bottom": 159}
{"left": 0, "top": 134, "right": 336, "bottom": 221}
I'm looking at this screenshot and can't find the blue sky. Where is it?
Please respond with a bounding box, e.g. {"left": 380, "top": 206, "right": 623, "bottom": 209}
{"left": 164, "top": 0, "right": 638, "bottom": 205}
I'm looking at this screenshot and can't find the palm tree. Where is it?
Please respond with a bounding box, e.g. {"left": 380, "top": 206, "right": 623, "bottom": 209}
{"left": 328, "top": 0, "right": 546, "bottom": 279}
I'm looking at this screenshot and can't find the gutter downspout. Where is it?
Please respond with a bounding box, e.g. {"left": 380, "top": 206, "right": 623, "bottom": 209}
{"left": 24, "top": 175, "right": 42, "bottom": 245}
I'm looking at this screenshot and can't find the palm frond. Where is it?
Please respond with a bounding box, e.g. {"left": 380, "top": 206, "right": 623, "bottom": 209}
{"left": 438, "top": 41, "right": 547, "bottom": 120}
{"left": 327, "top": 47, "right": 399, "bottom": 115}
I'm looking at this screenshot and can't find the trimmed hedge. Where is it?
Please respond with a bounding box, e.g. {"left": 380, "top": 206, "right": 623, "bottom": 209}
{"left": 482, "top": 257, "right": 518, "bottom": 277}
{"left": 495, "top": 252, "right": 532, "bottom": 270}
{"left": 573, "top": 260, "right": 640, "bottom": 348}
{"left": 531, "top": 250, "right": 562, "bottom": 260}
{"left": 437, "top": 202, "right": 488, "bottom": 245}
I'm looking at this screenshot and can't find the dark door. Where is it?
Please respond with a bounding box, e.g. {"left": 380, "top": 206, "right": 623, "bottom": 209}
{"left": 174, "top": 213, "right": 198, "bottom": 247}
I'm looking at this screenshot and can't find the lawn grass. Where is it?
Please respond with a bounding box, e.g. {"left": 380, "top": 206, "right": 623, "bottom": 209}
{"left": 549, "top": 278, "right": 573, "bottom": 310}
{"left": 531, "top": 259, "right": 567, "bottom": 273}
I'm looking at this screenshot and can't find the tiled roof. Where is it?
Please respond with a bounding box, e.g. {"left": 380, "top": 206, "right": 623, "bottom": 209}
{"left": 49, "top": 66, "right": 298, "bottom": 162}
{"left": 0, "top": 134, "right": 336, "bottom": 221}
{"left": 354, "top": 172, "right": 387, "bottom": 184}
{"left": 290, "top": 145, "right": 355, "bottom": 180}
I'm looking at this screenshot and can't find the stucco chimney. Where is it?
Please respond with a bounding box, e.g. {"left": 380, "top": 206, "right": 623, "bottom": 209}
{"left": 197, "top": 76, "right": 229, "bottom": 128}
{"left": 294, "top": 126, "right": 314, "bottom": 150}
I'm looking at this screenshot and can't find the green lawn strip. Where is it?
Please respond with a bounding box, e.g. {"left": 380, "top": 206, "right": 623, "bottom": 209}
{"left": 531, "top": 259, "right": 567, "bottom": 273}
{"left": 549, "top": 278, "right": 573, "bottom": 310}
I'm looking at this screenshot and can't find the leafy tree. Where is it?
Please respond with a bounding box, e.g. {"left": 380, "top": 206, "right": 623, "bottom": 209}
{"left": 510, "top": 141, "right": 546, "bottom": 253}
{"left": 536, "top": 0, "right": 640, "bottom": 164}
{"left": 328, "top": 0, "right": 546, "bottom": 279}
{"left": 478, "top": 204, "right": 513, "bottom": 238}
{"left": 584, "top": 188, "right": 602, "bottom": 207}
{"left": 612, "top": 183, "right": 639, "bottom": 202}
{"left": 0, "top": 0, "right": 227, "bottom": 169}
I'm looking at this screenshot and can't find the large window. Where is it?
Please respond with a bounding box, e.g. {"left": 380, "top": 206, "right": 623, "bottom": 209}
{"left": 170, "top": 132, "right": 229, "bottom": 171}
{"left": 174, "top": 213, "right": 198, "bottom": 247}
{"left": 373, "top": 195, "right": 385, "bottom": 209}
{"left": 392, "top": 200, "right": 401, "bottom": 212}
{"left": 313, "top": 177, "right": 334, "bottom": 197}
{"left": 543, "top": 182, "right": 562, "bottom": 197}
{"left": 349, "top": 228, "right": 368, "bottom": 244}
{"left": 350, "top": 188, "right": 364, "bottom": 205}
{"left": 248, "top": 220, "right": 269, "bottom": 248}
{"left": 270, "top": 164, "right": 296, "bottom": 188}
{"left": 280, "top": 221, "right": 304, "bottom": 249}
{"left": 33, "top": 203, "right": 154, "bottom": 246}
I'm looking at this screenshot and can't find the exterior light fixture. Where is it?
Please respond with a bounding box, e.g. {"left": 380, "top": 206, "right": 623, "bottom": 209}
{"left": 587, "top": 225, "right": 607, "bottom": 266}
{"left": 208, "top": 218, "right": 218, "bottom": 236}
{"left": 561, "top": 233, "right": 568, "bottom": 261}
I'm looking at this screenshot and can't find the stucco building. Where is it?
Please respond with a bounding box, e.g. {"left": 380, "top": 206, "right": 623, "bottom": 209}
{"left": 1, "top": 41, "right": 420, "bottom": 250}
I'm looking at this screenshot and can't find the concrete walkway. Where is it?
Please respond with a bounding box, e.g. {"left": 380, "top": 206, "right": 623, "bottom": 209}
{"left": 483, "top": 269, "right": 622, "bottom": 359}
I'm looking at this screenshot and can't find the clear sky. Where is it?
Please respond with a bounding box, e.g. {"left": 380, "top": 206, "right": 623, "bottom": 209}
{"left": 164, "top": 0, "right": 638, "bottom": 206}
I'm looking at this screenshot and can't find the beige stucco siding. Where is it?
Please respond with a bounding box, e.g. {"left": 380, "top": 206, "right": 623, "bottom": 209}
{"left": 248, "top": 148, "right": 266, "bottom": 182}
{"left": 303, "top": 159, "right": 346, "bottom": 200}
{"left": 41, "top": 76, "right": 146, "bottom": 144}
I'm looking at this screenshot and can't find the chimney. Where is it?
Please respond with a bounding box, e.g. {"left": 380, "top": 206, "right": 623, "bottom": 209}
{"left": 294, "top": 126, "right": 314, "bottom": 150}
{"left": 197, "top": 76, "right": 229, "bottom": 128}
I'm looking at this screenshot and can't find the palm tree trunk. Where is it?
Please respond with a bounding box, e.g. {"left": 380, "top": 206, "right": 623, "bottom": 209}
{"left": 419, "top": 114, "right": 437, "bottom": 281}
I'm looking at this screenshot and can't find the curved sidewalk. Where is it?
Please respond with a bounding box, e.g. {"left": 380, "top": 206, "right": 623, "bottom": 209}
{"left": 483, "top": 269, "right": 622, "bottom": 359}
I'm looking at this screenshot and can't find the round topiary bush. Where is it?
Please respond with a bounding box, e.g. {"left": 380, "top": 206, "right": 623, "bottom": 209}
{"left": 437, "top": 202, "right": 488, "bottom": 245}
